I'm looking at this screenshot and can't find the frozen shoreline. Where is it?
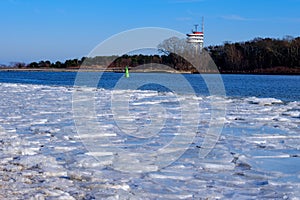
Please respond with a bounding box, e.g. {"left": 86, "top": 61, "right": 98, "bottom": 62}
{"left": 0, "top": 83, "right": 300, "bottom": 199}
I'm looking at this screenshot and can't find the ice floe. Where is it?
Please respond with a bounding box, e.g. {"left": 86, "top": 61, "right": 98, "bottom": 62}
{"left": 0, "top": 83, "right": 299, "bottom": 199}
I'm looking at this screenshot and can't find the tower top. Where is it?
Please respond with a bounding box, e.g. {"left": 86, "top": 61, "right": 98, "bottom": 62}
{"left": 201, "top": 17, "right": 204, "bottom": 33}
{"left": 186, "top": 18, "right": 205, "bottom": 51}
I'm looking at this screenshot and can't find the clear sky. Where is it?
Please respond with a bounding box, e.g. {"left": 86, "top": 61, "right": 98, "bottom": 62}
{"left": 0, "top": 0, "right": 300, "bottom": 64}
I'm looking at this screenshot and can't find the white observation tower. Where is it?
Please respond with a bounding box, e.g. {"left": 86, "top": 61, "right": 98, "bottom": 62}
{"left": 187, "top": 18, "right": 204, "bottom": 53}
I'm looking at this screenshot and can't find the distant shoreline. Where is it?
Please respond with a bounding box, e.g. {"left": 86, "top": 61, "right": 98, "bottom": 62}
{"left": 0, "top": 67, "right": 299, "bottom": 75}
{"left": 0, "top": 67, "right": 192, "bottom": 74}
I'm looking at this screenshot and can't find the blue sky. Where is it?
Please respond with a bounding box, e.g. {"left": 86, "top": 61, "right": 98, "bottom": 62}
{"left": 0, "top": 0, "right": 300, "bottom": 64}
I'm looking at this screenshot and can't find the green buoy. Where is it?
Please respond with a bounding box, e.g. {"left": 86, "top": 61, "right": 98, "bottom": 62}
{"left": 125, "top": 66, "right": 129, "bottom": 78}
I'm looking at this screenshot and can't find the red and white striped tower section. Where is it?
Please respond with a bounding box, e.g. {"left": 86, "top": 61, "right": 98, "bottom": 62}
{"left": 186, "top": 18, "right": 204, "bottom": 53}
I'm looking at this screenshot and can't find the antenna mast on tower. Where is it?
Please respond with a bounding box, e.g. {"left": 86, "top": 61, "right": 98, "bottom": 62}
{"left": 194, "top": 24, "right": 199, "bottom": 32}
{"left": 201, "top": 17, "right": 204, "bottom": 33}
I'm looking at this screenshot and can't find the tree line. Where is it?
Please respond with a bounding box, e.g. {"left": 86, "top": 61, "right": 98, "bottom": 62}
{"left": 208, "top": 36, "right": 300, "bottom": 74}
{"left": 5, "top": 36, "right": 300, "bottom": 74}
{"left": 9, "top": 54, "right": 192, "bottom": 71}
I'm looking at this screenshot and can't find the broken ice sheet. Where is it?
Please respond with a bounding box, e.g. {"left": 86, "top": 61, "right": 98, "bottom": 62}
{"left": 0, "top": 83, "right": 300, "bottom": 199}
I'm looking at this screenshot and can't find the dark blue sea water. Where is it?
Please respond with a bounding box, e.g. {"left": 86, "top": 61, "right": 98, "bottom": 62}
{"left": 0, "top": 71, "right": 299, "bottom": 102}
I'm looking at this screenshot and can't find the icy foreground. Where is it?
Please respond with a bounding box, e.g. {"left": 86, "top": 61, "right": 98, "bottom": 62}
{"left": 0, "top": 83, "right": 300, "bottom": 199}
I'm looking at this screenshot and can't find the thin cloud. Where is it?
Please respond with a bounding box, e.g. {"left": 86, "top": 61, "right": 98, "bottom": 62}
{"left": 8, "top": 0, "right": 19, "bottom": 5}
{"left": 56, "top": 8, "right": 66, "bottom": 15}
{"left": 169, "top": 0, "right": 205, "bottom": 3}
{"left": 222, "top": 15, "right": 300, "bottom": 23}
{"left": 176, "top": 17, "right": 192, "bottom": 21}
{"left": 33, "top": 8, "right": 42, "bottom": 14}
{"left": 222, "top": 15, "right": 248, "bottom": 21}
{"left": 277, "top": 17, "right": 300, "bottom": 23}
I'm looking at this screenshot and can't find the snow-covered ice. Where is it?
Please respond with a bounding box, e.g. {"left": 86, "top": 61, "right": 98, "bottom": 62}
{"left": 0, "top": 83, "right": 300, "bottom": 199}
